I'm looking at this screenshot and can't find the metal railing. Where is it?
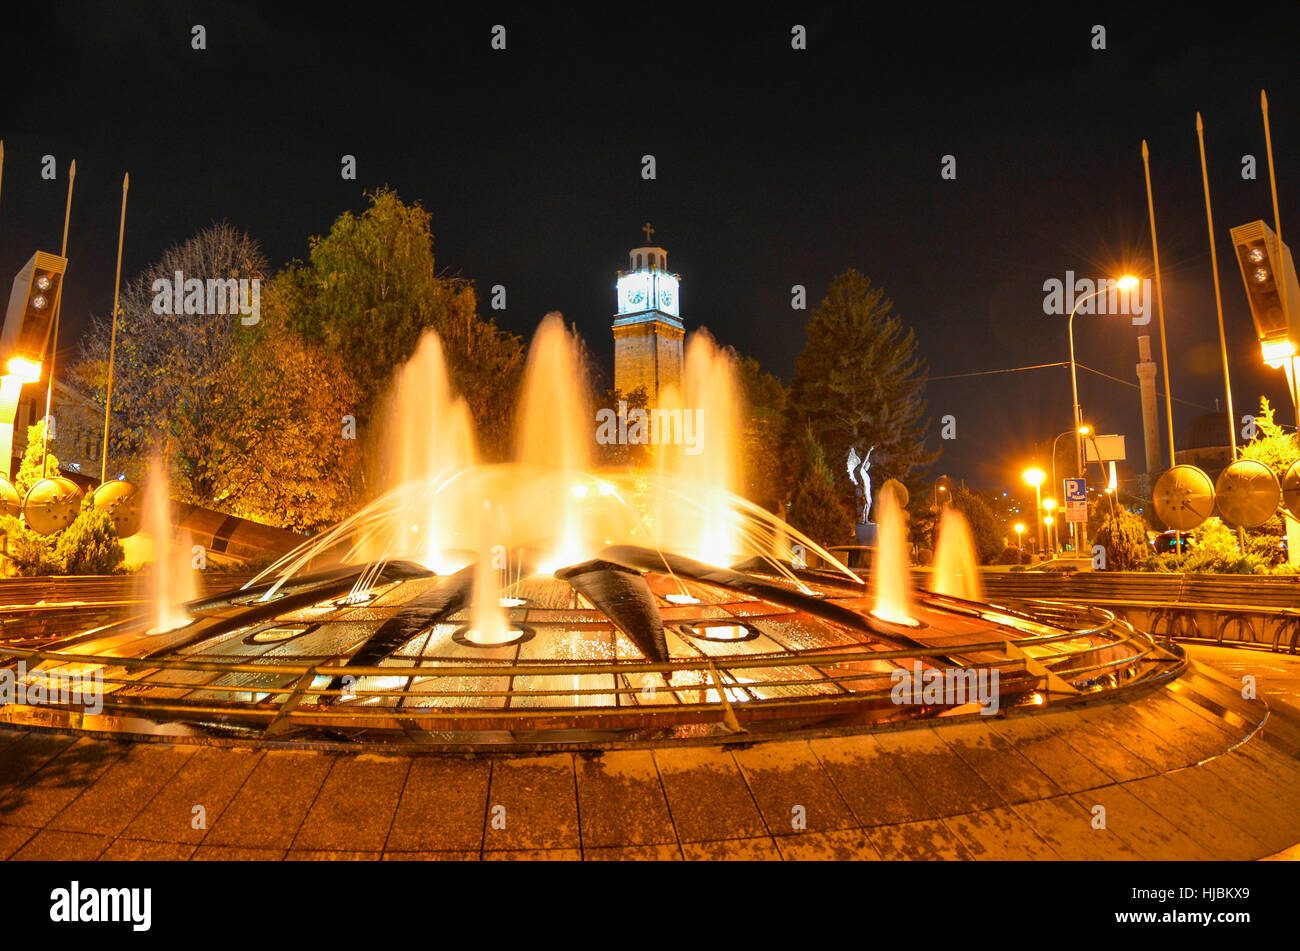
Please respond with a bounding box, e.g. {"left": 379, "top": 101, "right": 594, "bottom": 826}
{"left": 0, "top": 601, "right": 1179, "bottom": 739}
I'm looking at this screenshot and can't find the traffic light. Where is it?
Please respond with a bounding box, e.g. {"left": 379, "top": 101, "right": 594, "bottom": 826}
{"left": 1, "top": 250, "right": 68, "bottom": 381}
{"left": 1229, "top": 220, "right": 1300, "bottom": 367}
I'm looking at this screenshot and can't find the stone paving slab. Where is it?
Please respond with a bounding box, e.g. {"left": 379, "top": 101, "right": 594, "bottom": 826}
{"left": 1008, "top": 794, "right": 1142, "bottom": 860}
{"left": 200, "top": 750, "right": 332, "bottom": 850}
{"left": 387, "top": 756, "right": 490, "bottom": 852}
{"left": 929, "top": 720, "right": 1063, "bottom": 804}
{"left": 1120, "top": 772, "right": 1269, "bottom": 861}
{"left": 938, "top": 805, "right": 1061, "bottom": 860}
{"left": 652, "top": 747, "right": 768, "bottom": 841}
{"left": 873, "top": 726, "right": 1005, "bottom": 818}
{"left": 807, "top": 734, "right": 925, "bottom": 825}
{"left": 292, "top": 754, "right": 408, "bottom": 852}
{"left": 984, "top": 713, "right": 1115, "bottom": 792}
{"left": 1164, "top": 761, "right": 1297, "bottom": 854}
{"left": 681, "top": 837, "right": 781, "bottom": 860}
{"left": 0, "top": 737, "right": 127, "bottom": 828}
{"left": 774, "top": 828, "right": 881, "bottom": 860}
{"left": 730, "top": 740, "right": 856, "bottom": 835}
{"left": 482, "top": 754, "right": 581, "bottom": 851}
{"left": 574, "top": 750, "right": 676, "bottom": 847}
{"left": 1073, "top": 784, "right": 1215, "bottom": 860}
{"left": 0, "top": 645, "right": 1295, "bottom": 861}
{"left": 47, "top": 743, "right": 193, "bottom": 837}
{"left": 866, "top": 819, "right": 976, "bottom": 860}
{"left": 122, "top": 746, "right": 262, "bottom": 844}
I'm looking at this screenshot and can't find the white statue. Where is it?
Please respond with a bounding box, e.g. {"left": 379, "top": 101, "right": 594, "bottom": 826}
{"left": 846, "top": 446, "right": 874, "bottom": 524}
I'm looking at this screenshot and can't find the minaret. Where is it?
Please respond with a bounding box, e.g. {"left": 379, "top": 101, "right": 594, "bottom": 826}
{"left": 612, "top": 224, "right": 684, "bottom": 404}
{"left": 1136, "top": 335, "right": 1162, "bottom": 476}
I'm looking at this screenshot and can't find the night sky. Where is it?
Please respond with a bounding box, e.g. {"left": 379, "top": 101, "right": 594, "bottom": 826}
{"left": 4, "top": 3, "right": 1300, "bottom": 494}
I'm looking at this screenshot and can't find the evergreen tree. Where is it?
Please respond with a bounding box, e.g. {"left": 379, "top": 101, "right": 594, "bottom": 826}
{"left": 948, "top": 488, "right": 1003, "bottom": 564}
{"left": 787, "top": 426, "right": 853, "bottom": 547}
{"left": 788, "top": 270, "right": 935, "bottom": 507}
{"left": 1094, "top": 506, "right": 1149, "bottom": 571}
{"left": 736, "top": 356, "right": 789, "bottom": 511}
{"left": 15, "top": 420, "right": 59, "bottom": 496}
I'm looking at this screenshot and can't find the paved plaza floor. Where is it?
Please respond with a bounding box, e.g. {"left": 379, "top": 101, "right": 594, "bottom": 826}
{"left": 0, "top": 647, "right": 1297, "bottom": 860}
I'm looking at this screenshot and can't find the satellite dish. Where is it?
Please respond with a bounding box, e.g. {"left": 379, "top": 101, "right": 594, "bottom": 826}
{"left": 91, "top": 480, "right": 143, "bottom": 538}
{"left": 22, "top": 477, "right": 84, "bottom": 536}
{"left": 0, "top": 478, "right": 19, "bottom": 519}
{"left": 1282, "top": 460, "right": 1300, "bottom": 519}
{"left": 1215, "top": 458, "right": 1281, "bottom": 528}
{"left": 1152, "top": 465, "right": 1215, "bottom": 530}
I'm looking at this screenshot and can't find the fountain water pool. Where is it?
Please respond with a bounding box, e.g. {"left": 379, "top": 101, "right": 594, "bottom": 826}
{"left": 5, "top": 317, "right": 1182, "bottom": 744}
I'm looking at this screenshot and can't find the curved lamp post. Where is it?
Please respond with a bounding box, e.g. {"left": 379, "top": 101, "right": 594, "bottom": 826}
{"left": 1068, "top": 275, "right": 1139, "bottom": 554}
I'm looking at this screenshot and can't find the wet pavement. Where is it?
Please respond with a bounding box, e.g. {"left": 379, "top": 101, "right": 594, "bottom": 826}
{"left": 0, "top": 650, "right": 1297, "bottom": 860}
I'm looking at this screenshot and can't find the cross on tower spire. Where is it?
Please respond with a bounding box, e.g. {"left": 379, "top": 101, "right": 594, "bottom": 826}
{"left": 642, "top": 222, "right": 654, "bottom": 243}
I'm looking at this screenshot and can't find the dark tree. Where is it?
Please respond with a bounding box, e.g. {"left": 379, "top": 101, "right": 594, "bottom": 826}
{"left": 788, "top": 269, "right": 936, "bottom": 511}
{"left": 787, "top": 426, "right": 853, "bottom": 548}
{"left": 948, "top": 488, "right": 1003, "bottom": 564}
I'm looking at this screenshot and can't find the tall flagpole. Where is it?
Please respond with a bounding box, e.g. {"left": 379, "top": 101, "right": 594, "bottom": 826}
{"left": 1261, "top": 90, "right": 1295, "bottom": 423}
{"left": 1142, "top": 141, "right": 1177, "bottom": 469}
{"left": 101, "top": 173, "right": 129, "bottom": 484}
{"left": 1196, "top": 113, "right": 1244, "bottom": 551}
{"left": 1196, "top": 113, "right": 1238, "bottom": 459}
{"left": 40, "top": 159, "right": 76, "bottom": 478}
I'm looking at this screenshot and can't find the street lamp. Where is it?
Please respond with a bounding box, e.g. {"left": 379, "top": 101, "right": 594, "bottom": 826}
{"left": 1042, "top": 498, "right": 1057, "bottom": 553}
{"left": 1022, "top": 466, "right": 1045, "bottom": 556}
{"left": 1051, "top": 423, "right": 1090, "bottom": 551}
{"left": 1068, "top": 276, "right": 1137, "bottom": 556}
{"left": 1014, "top": 523, "right": 1025, "bottom": 551}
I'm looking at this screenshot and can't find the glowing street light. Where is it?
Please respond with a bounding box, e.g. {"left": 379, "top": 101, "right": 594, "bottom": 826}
{"left": 1022, "top": 466, "right": 1045, "bottom": 555}
{"left": 1042, "top": 498, "right": 1057, "bottom": 553}
{"left": 1014, "top": 523, "right": 1025, "bottom": 551}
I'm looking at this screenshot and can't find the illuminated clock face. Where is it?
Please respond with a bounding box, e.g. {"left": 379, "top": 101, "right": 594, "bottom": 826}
{"left": 617, "top": 273, "right": 651, "bottom": 313}
{"left": 655, "top": 275, "right": 679, "bottom": 316}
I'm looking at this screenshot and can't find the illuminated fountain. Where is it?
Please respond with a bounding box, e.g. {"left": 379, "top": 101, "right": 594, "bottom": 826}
{"left": 869, "top": 487, "right": 917, "bottom": 626}
{"left": 8, "top": 316, "right": 1183, "bottom": 744}
{"left": 141, "top": 459, "right": 197, "bottom": 634}
{"left": 930, "top": 507, "right": 985, "bottom": 602}
{"left": 653, "top": 330, "right": 743, "bottom": 564}
{"left": 377, "top": 330, "right": 476, "bottom": 573}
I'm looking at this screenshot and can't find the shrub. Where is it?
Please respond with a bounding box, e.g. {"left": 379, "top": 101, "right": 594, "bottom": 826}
{"left": 0, "top": 515, "right": 59, "bottom": 576}
{"left": 54, "top": 497, "right": 125, "bottom": 575}
{"left": 1093, "top": 506, "right": 1149, "bottom": 571}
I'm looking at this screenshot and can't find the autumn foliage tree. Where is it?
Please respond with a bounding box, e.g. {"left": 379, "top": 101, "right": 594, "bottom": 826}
{"left": 75, "top": 224, "right": 362, "bottom": 530}
{"left": 275, "top": 188, "right": 525, "bottom": 459}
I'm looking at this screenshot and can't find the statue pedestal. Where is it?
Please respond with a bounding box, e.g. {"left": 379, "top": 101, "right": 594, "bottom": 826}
{"left": 854, "top": 522, "right": 877, "bottom": 547}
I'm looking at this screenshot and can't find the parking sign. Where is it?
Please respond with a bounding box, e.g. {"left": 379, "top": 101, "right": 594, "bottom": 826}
{"left": 1063, "top": 478, "right": 1087, "bottom": 522}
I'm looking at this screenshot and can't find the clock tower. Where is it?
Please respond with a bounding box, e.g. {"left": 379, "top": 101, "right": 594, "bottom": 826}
{"left": 612, "top": 225, "right": 684, "bottom": 404}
